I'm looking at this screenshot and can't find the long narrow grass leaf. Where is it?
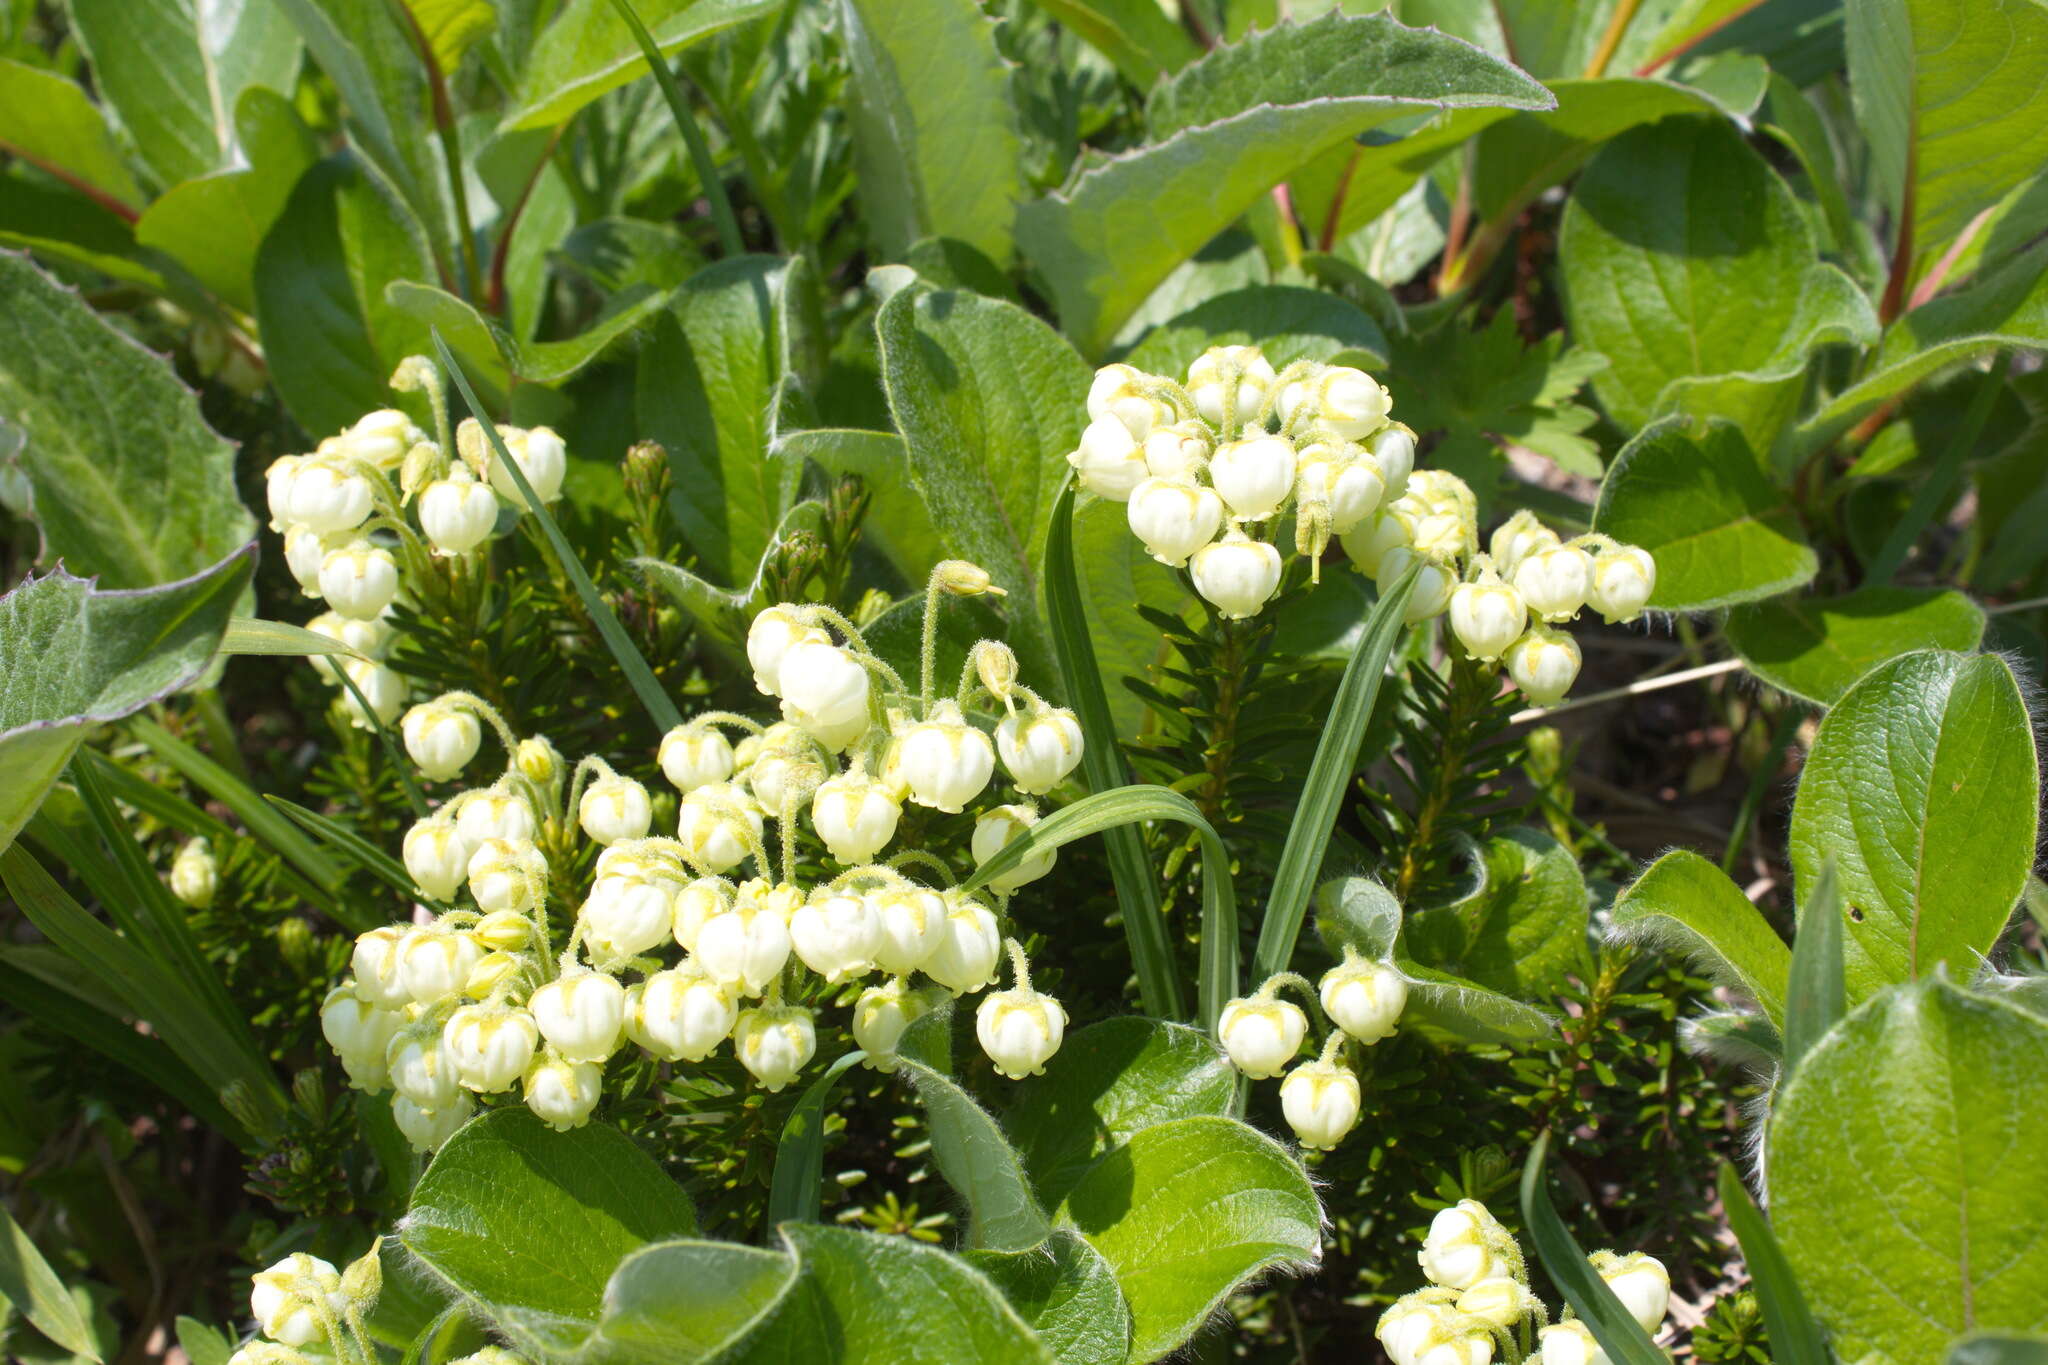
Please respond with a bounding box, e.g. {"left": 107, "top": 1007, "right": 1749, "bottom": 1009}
{"left": 1783, "top": 857, "right": 1844, "bottom": 1081}
{"left": 1520, "top": 1131, "right": 1666, "bottom": 1365}
{"left": 268, "top": 795, "right": 434, "bottom": 916}
{"left": 603, "top": 0, "right": 744, "bottom": 257}
{"left": 767, "top": 1050, "right": 868, "bottom": 1231}
{"left": 1717, "top": 1164, "right": 1829, "bottom": 1365}
{"left": 432, "top": 330, "right": 685, "bottom": 734}
{"left": 332, "top": 666, "right": 431, "bottom": 820}
{"left": 219, "top": 618, "right": 366, "bottom": 659}
{"left": 0, "top": 1203, "right": 102, "bottom": 1361}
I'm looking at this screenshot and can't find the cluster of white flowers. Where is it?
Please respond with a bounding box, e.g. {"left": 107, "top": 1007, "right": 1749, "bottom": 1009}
{"left": 1214, "top": 949, "right": 1409, "bottom": 1152}
{"left": 229, "top": 1243, "right": 404, "bottom": 1365}
{"left": 1377, "top": 1199, "right": 1671, "bottom": 1365}
{"left": 320, "top": 562, "right": 1084, "bottom": 1150}
{"left": 1066, "top": 346, "right": 1656, "bottom": 704}
{"left": 262, "top": 357, "right": 569, "bottom": 729}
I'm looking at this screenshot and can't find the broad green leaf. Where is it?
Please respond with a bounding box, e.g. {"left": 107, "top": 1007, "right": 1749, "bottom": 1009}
{"left": 966, "top": 1230, "right": 1131, "bottom": 1365}
{"left": 637, "top": 256, "right": 797, "bottom": 588}
{"left": 1519, "top": 1132, "right": 1665, "bottom": 1365}
{"left": 775, "top": 429, "right": 941, "bottom": 584}
{"left": 1611, "top": 850, "right": 1790, "bottom": 1031}
{"left": 1122, "top": 284, "right": 1387, "bottom": 375}
{"left": 1717, "top": 1165, "right": 1830, "bottom": 1365}
{"left": 1396, "top": 961, "right": 1556, "bottom": 1045}
{"left": 0, "top": 254, "right": 255, "bottom": 587}
{"left": 592, "top": 1240, "right": 800, "bottom": 1364}
{"left": 254, "top": 155, "right": 435, "bottom": 437}
{"left": 402, "top": 0, "right": 498, "bottom": 75}
{"left": 1788, "top": 650, "right": 2039, "bottom": 1003}
{"left": 876, "top": 282, "right": 1092, "bottom": 680}
{"left": 1020, "top": 0, "right": 1199, "bottom": 88}
{"left": 1405, "top": 827, "right": 1588, "bottom": 1000}
{"left": 386, "top": 280, "right": 512, "bottom": 400}
{"left": 0, "top": 177, "right": 176, "bottom": 300}
{"left": 401, "top": 1108, "right": 699, "bottom": 1358}
{"left": 1065, "top": 496, "right": 1186, "bottom": 741}
{"left": 502, "top": 0, "right": 781, "bottom": 131}
{"left": 634, "top": 503, "right": 833, "bottom": 649}
{"left": 1315, "top": 876, "right": 1403, "bottom": 962}
{"left": 133, "top": 87, "right": 318, "bottom": 312}
{"left": 1004, "top": 1018, "right": 1235, "bottom": 1206}
{"left": 1018, "top": 11, "right": 1552, "bottom": 353}
{"left": 1782, "top": 859, "right": 1844, "bottom": 1081}
{"left": 1847, "top": 0, "right": 2048, "bottom": 277}
{"left": 554, "top": 217, "right": 704, "bottom": 294}
{"left": 747, "top": 1224, "right": 1052, "bottom": 1363}
{"left": 0, "top": 60, "right": 143, "bottom": 211}
{"left": 1560, "top": 115, "right": 1877, "bottom": 435}
{"left": 1952, "top": 1337, "right": 2048, "bottom": 1365}
{"left": 896, "top": 1057, "right": 1052, "bottom": 1254}
{"left": 68, "top": 0, "right": 302, "bottom": 189}
{"left": 1592, "top": 418, "right": 1817, "bottom": 611}
{"left": 0, "top": 1205, "right": 100, "bottom": 1361}
{"left": 839, "top": 0, "right": 1022, "bottom": 265}
{"left": 1727, "top": 586, "right": 1986, "bottom": 707}
{"left": 1057, "top": 1116, "right": 1319, "bottom": 1364}
{"left": 1770, "top": 979, "right": 2048, "bottom": 1361}
{"left": 389, "top": 278, "right": 669, "bottom": 392}
{"left": 173, "top": 1316, "right": 232, "bottom": 1365}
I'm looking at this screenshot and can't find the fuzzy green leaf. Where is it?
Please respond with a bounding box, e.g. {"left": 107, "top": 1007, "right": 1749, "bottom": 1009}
{"left": 897, "top": 1057, "right": 1053, "bottom": 1254}
{"left": 1405, "top": 827, "right": 1588, "bottom": 1000}
{"left": 1121, "top": 284, "right": 1387, "bottom": 376}
{"left": 966, "top": 1230, "right": 1131, "bottom": 1365}
{"left": 0, "top": 59, "right": 143, "bottom": 210}
{"left": 1727, "top": 586, "right": 1986, "bottom": 707}
{"left": 589, "top": 1240, "right": 801, "bottom": 1364}
{"left": 1611, "top": 849, "right": 1790, "bottom": 1031}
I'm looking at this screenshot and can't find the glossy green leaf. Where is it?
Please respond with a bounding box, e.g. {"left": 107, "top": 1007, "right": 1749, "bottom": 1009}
{"left": 0, "top": 253, "right": 255, "bottom": 587}
{"left": 1121, "top": 284, "right": 1388, "bottom": 376}
{"left": 1782, "top": 858, "right": 1844, "bottom": 1083}
{"left": 68, "top": 0, "right": 302, "bottom": 189}
{"left": 966, "top": 1230, "right": 1131, "bottom": 1365}
{"left": 1004, "top": 1018, "right": 1235, "bottom": 1206}
{"left": 591, "top": 1240, "right": 801, "bottom": 1364}
{"left": 502, "top": 0, "right": 781, "bottom": 131}
{"left": 1611, "top": 849, "right": 1790, "bottom": 1031}
{"left": 401, "top": 1108, "right": 699, "bottom": 1358}
{"left": 1771, "top": 979, "right": 2048, "bottom": 1360}
{"left": 1788, "top": 650, "right": 2038, "bottom": 1003}
{"left": 1729, "top": 587, "right": 1987, "bottom": 707}
{"left": 1404, "top": 827, "right": 1587, "bottom": 1000}
{"left": 1519, "top": 1131, "right": 1666, "bottom": 1365}
{"left": 896, "top": 1056, "right": 1051, "bottom": 1253}
{"left": 876, "top": 282, "right": 1091, "bottom": 679}
{"left": 1020, "top": 0, "right": 1198, "bottom": 88}
{"left": 1058, "top": 1116, "right": 1319, "bottom": 1364}
{"left": 839, "top": 0, "right": 1022, "bottom": 265}
{"left": 1019, "top": 11, "right": 1552, "bottom": 353}
{"left": 1717, "top": 1165, "right": 1830, "bottom": 1365}
{"left": 1560, "top": 115, "right": 1877, "bottom": 435}
{"left": 0, "top": 1205, "right": 101, "bottom": 1361}
{"left": 0, "top": 548, "right": 251, "bottom": 852}
{"left": 1592, "top": 418, "right": 1817, "bottom": 611}
{"left": 0, "top": 60, "right": 143, "bottom": 210}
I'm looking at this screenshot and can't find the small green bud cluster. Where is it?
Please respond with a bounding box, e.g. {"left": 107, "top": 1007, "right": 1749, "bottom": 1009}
{"left": 1376, "top": 1199, "right": 1671, "bottom": 1365}
{"left": 322, "top": 565, "right": 1083, "bottom": 1149}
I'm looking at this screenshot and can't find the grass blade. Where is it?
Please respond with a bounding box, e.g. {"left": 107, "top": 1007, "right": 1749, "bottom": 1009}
{"left": 767, "top": 1050, "right": 868, "bottom": 1231}
{"left": 1520, "top": 1131, "right": 1667, "bottom": 1365}
{"left": 333, "top": 664, "right": 431, "bottom": 820}
{"left": 0, "top": 1203, "right": 102, "bottom": 1361}
{"left": 1783, "top": 857, "right": 1844, "bottom": 1081}
{"left": 1717, "top": 1164, "right": 1830, "bottom": 1365}
{"left": 432, "top": 330, "right": 685, "bottom": 734}
{"left": 267, "top": 794, "right": 437, "bottom": 915}
{"left": 219, "top": 617, "right": 365, "bottom": 659}
{"left": 1250, "top": 559, "right": 1419, "bottom": 984}
{"left": 603, "top": 0, "right": 743, "bottom": 257}
{"left": 1044, "top": 481, "right": 1185, "bottom": 1021}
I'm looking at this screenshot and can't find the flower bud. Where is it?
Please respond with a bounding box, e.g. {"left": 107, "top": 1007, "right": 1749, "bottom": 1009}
{"left": 529, "top": 969, "right": 625, "bottom": 1062}
{"left": 1067, "top": 414, "right": 1149, "bottom": 501}
{"left": 1127, "top": 476, "right": 1224, "bottom": 567}
{"left": 1088, "top": 364, "right": 1173, "bottom": 440}
{"left": 1377, "top": 1296, "right": 1452, "bottom": 1365}
{"left": 351, "top": 925, "right": 414, "bottom": 1008}
{"left": 398, "top": 926, "right": 483, "bottom": 1004}
{"left": 1319, "top": 955, "right": 1408, "bottom": 1044}
{"left": 676, "top": 783, "right": 764, "bottom": 873}
{"left": 339, "top": 1239, "right": 383, "bottom": 1312}
{"left": 1457, "top": 1277, "right": 1539, "bottom": 1330}
{"left": 403, "top": 820, "right": 471, "bottom": 901}
{"left": 265, "top": 454, "right": 305, "bottom": 532}
{"left": 1488, "top": 510, "right": 1558, "bottom": 576}
{"left": 810, "top": 770, "right": 902, "bottom": 865}
{"left": 1586, "top": 545, "right": 1656, "bottom": 624}
{"left": 1593, "top": 1251, "right": 1669, "bottom": 1333}
{"left": 853, "top": 978, "right": 933, "bottom": 1071}
{"left": 995, "top": 707, "right": 1084, "bottom": 795}
{"left": 485, "top": 424, "right": 567, "bottom": 504}
{"left": 977, "top": 983, "right": 1067, "bottom": 1079}
{"left": 625, "top": 965, "right": 737, "bottom": 1062}
{"left": 318, "top": 541, "right": 400, "bottom": 621}
{"left": 1191, "top": 530, "right": 1282, "bottom": 620}
{"left": 972, "top": 640, "right": 1019, "bottom": 703}
{"left": 250, "top": 1253, "right": 346, "bottom": 1347}
{"left": 1086, "top": 362, "right": 1145, "bottom": 421}
{"left": 1279, "top": 1057, "right": 1361, "bottom": 1151}
{"left": 580, "top": 874, "right": 675, "bottom": 964}
{"left": 1448, "top": 577, "right": 1528, "bottom": 663}
{"left": 169, "top": 837, "right": 217, "bottom": 909}
{"left": 695, "top": 895, "right": 793, "bottom": 996}
{"left": 1187, "top": 345, "right": 1276, "bottom": 428}
{"left": 745, "top": 738, "right": 803, "bottom": 815}
{"left": 1208, "top": 435, "right": 1297, "bottom": 520}
{"left": 779, "top": 641, "right": 872, "bottom": 741}
{"left": 1503, "top": 625, "right": 1581, "bottom": 705}
{"left": 524, "top": 1053, "right": 601, "bottom": 1130}
{"left": 393, "top": 1092, "right": 473, "bottom": 1152}
{"left": 1512, "top": 543, "right": 1593, "bottom": 622}
{"left": 284, "top": 524, "right": 339, "bottom": 596}
{"left": 1419, "top": 1199, "right": 1515, "bottom": 1290}
{"left": 343, "top": 408, "right": 421, "bottom": 468}
{"left": 402, "top": 701, "right": 482, "bottom": 782}
{"left": 1368, "top": 425, "right": 1415, "bottom": 499}
{"left": 790, "top": 890, "right": 882, "bottom": 983}
{"left": 659, "top": 724, "right": 735, "bottom": 792}
{"left": 971, "top": 804, "right": 1054, "bottom": 891}
{"left": 455, "top": 789, "right": 537, "bottom": 847}
{"left": 1217, "top": 995, "right": 1308, "bottom": 1078}
{"left": 514, "top": 736, "right": 560, "bottom": 785}
{"left": 419, "top": 467, "right": 498, "bottom": 555}
{"left": 935, "top": 559, "right": 1000, "bottom": 596}
{"left": 387, "top": 1033, "right": 460, "bottom": 1110}
{"left": 1142, "top": 421, "right": 1211, "bottom": 480}
{"left": 321, "top": 986, "right": 402, "bottom": 1090}
{"left": 470, "top": 909, "right": 531, "bottom": 953}
{"left": 873, "top": 886, "right": 946, "bottom": 976}
{"left": 339, "top": 658, "right": 407, "bottom": 728}
{"left": 1310, "top": 367, "right": 1393, "bottom": 441}
{"left": 1537, "top": 1321, "right": 1607, "bottom": 1365}
{"left": 897, "top": 701, "right": 995, "bottom": 813}
{"left": 734, "top": 1004, "right": 816, "bottom": 1091}
{"left": 923, "top": 894, "right": 1002, "bottom": 994}
{"left": 465, "top": 950, "right": 522, "bottom": 998}
{"left": 579, "top": 774, "right": 653, "bottom": 845}
{"left": 672, "top": 877, "right": 731, "bottom": 953}
{"left": 443, "top": 1005, "right": 539, "bottom": 1092}
{"left": 230, "top": 1340, "right": 314, "bottom": 1365}
{"left": 746, "top": 605, "right": 818, "bottom": 696}
{"left": 467, "top": 837, "right": 541, "bottom": 914}
{"left": 287, "top": 460, "right": 374, "bottom": 534}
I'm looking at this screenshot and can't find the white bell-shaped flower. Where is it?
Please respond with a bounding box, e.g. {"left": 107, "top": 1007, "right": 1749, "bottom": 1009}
{"left": 672, "top": 877, "right": 732, "bottom": 953}
{"left": 853, "top": 978, "right": 933, "bottom": 1071}
{"left": 1127, "top": 476, "right": 1224, "bottom": 567}
{"left": 1594, "top": 1251, "right": 1669, "bottom": 1333}
{"left": 1328, "top": 457, "right": 1386, "bottom": 534}
{"left": 318, "top": 541, "right": 400, "bottom": 621}
{"left": 971, "top": 804, "right": 1055, "bottom": 892}
{"left": 872, "top": 886, "right": 946, "bottom": 975}
{"left": 1309, "top": 366, "right": 1393, "bottom": 441}
{"left": 350, "top": 925, "right": 414, "bottom": 1008}
{"left": 339, "top": 658, "right": 407, "bottom": 728}
{"left": 734, "top": 1005, "right": 816, "bottom": 1091}
{"left": 169, "top": 838, "right": 217, "bottom": 909}
{"left": 524, "top": 1053, "right": 601, "bottom": 1130}
{"left": 392, "top": 1093, "right": 472, "bottom": 1153}
{"left": 529, "top": 969, "right": 625, "bottom": 1062}
{"left": 995, "top": 706, "right": 1084, "bottom": 795}
{"left": 1376, "top": 547, "right": 1457, "bottom": 624}
{"left": 418, "top": 467, "right": 498, "bottom": 555}
{"left": 305, "top": 612, "right": 390, "bottom": 682}
{"left": 659, "top": 725, "right": 735, "bottom": 792}
{"left": 579, "top": 774, "right": 652, "bottom": 845}
{"left": 1489, "top": 509, "right": 1558, "bottom": 576}
{"left": 485, "top": 424, "right": 566, "bottom": 503}
{"left": 466, "top": 837, "right": 541, "bottom": 914}
{"left": 676, "top": 783, "right": 765, "bottom": 874}
{"left": 1587, "top": 545, "right": 1656, "bottom": 624}
{"left": 1377, "top": 1296, "right": 1451, "bottom": 1365}
{"left": 250, "top": 1253, "right": 347, "bottom": 1347}
{"left": 402, "top": 820, "right": 470, "bottom": 901}
{"left": 1142, "top": 421, "right": 1212, "bottom": 480}
{"left": 454, "top": 789, "right": 536, "bottom": 847}
{"left": 1341, "top": 508, "right": 1410, "bottom": 579}
{"left": 896, "top": 701, "right": 995, "bottom": 813}
{"left": 745, "top": 742, "right": 801, "bottom": 815}
{"left": 1088, "top": 364, "right": 1174, "bottom": 440}
{"left": 1503, "top": 625, "right": 1581, "bottom": 705}
{"left": 1187, "top": 345, "right": 1276, "bottom": 428}
{"left": 923, "top": 894, "right": 1002, "bottom": 994}
{"left": 1419, "top": 1199, "right": 1515, "bottom": 1290}
{"left": 1280, "top": 1056, "right": 1362, "bottom": 1151}
{"left": 1367, "top": 425, "right": 1415, "bottom": 499}
{"left": 442, "top": 1006, "right": 539, "bottom": 1093}
{"left": 625, "top": 965, "right": 737, "bottom": 1062}
{"left": 387, "top": 1033, "right": 460, "bottom": 1110}
{"left": 287, "top": 460, "right": 375, "bottom": 534}
{"left": 695, "top": 896, "right": 793, "bottom": 996}
{"left": 1067, "top": 413, "right": 1149, "bottom": 501}
{"left": 779, "top": 641, "right": 873, "bottom": 743}
{"left": 1512, "top": 543, "right": 1593, "bottom": 622}
{"left": 398, "top": 926, "right": 483, "bottom": 1004}
{"left": 810, "top": 770, "right": 902, "bottom": 864}
{"left": 284, "top": 524, "right": 339, "bottom": 596}
{"left": 1208, "top": 435, "right": 1297, "bottom": 520}
{"left": 321, "top": 986, "right": 402, "bottom": 1091}
{"left": 745, "top": 606, "right": 821, "bottom": 696}
{"left": 1448, "top": 575, "right": 1528, "bottom": 663}
{"left": 265, "top": 454, "right": 305, "bottom": 532}
{"left": 790, "top": 890, "right": 882, "bottom": 983}
{"left": 343, "top": 407, "right": 420, "bottom": 467}
{"left": 402, "top": 700, "right": 481, "bottom": 782}
{"left": 1319, "top": 955, "right": 1408, "bottom": 1044}
{"left": 1217, "top": 994, "right": 1308, "bottom": 1078}
{"left": 580, "top": 874, "right": 675, "bottom": 964}
{"left": 1536, "top": 1321, "right": 1607, "bottom": 1365}
{"left": 976, "top": 980, "right": 1067, "bottom": 1079}
{"left": 1086, "top": 362, "right": 1145, "bottom": 421}
{"left": 1191, "top": 530, "right": 1282, "bottom": 620}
